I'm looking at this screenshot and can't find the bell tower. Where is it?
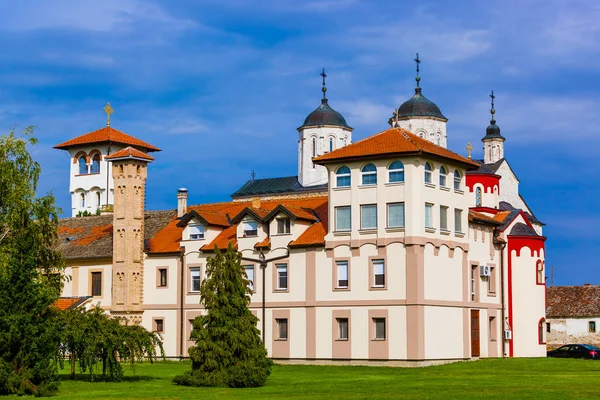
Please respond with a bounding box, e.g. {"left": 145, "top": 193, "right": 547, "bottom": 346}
{"left": 105, "top": 147, "right": 155, "bottom": 325}
{"left": 482, "top": 90, "right": 505, "bottom": 164}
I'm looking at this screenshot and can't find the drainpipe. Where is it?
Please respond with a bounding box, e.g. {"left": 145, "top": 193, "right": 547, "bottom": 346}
{"left": 499, "top": 239, "right": 507, "bottom": 358}
{"left": 179, "top": 246, "right": 185, "bottom": 360}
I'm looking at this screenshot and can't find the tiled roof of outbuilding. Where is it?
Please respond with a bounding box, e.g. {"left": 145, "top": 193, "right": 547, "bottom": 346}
{"left": 547, "top": 286, "right": 600, "bottom": 318}
{"left": 104, "top": 146, "right": 154, "bottom": 162}
{"left": 314, "top": 127, "right": 479, "bottom": 168}
{"left": 53, "top": 296, "right": 91, "bottom": 311}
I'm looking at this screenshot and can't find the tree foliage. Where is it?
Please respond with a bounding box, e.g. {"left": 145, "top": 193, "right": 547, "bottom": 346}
{"left": 0, "top": 128, "right": 65, "bottom": 396}
{"left": 174, "top": 244, "right": 271, "bottom": 388}
{"left": 57, "top": 306, "right": 165, "bottom": 382}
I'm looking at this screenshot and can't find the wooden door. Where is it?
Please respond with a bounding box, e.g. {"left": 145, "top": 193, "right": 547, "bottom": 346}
{"left": 471, "top": 310, "right": 480, "bottom": 357}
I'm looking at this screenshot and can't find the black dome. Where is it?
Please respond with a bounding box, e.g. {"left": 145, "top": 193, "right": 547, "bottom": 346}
{"left": 482, "top": 119, "right": 505, "bottom": 141}
{"left": 300, "top": 98, "right": 351, "bottom": 129}
{"left": 396, "top": 88, "right": 447, "bottom": 120}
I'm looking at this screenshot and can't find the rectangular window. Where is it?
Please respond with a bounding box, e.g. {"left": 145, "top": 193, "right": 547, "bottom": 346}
{"left": 489, "top": 317, "right": 496, "bottom": 341}
{"left": 373, "top": 318, "right": 386, "bottom": 340}
{"left": 190, "top": 268, "right": 201, "bottom": 292}
{"left": 155, "top": 318, "right": 164, "bottom": 333}
{"left": 425, "top": 203, "right": 433, "bottom": 228}
{"left": 360, "top": 204, "right": 377, "bottom": 230}
{"left": 244, "top": 265, "right": 254, "bottom": 291}
{"left": 276, "top": 264, "right": 288, "bottom": 290}
{"left": 189, "top": 224, "right": 204, "bottom": 240}
{"left": 277, "top": 218, "right": 291, "bottom": 234}
{"left": 242, "top": 220, "right": 258, "bottom": 237}
{"left": 488, "top": 266, "right": 496, "bottom": 294}
{"left": 387, "top": 202, "right": 405, "bottom": 228}
{"left": 440, "top": 206, "right": 448, "bottom": 231}
{"left": 91, "top": 272, "right": 102, "bottom": 297}
{"left": 373, "top": 259, "right": 385, "bottom": 287}
{"left": 454, "top": 208, "right": 463, "bottom": 233}
{"left": 276, "top": 318, "right": 288, "bottom": 340}
{"left": 470, "top": 266, "right": 477, "bottom": 302}
{"left": 336, "top": 260, "right": 348, "bottom": 288}
{"left": 158, "top": 268, "right": 167, "bottom": 287}
{"left": 546, "top": 322, "right": 551, "bottom": 333}
{"left": 335, "top": 206, "right": 351, "bottom": 232}
{"left": 590, "top": 321, "right": 596, "bottom": 333}
{"left": 337, "top": 318, "right": 349, "bottom": 340}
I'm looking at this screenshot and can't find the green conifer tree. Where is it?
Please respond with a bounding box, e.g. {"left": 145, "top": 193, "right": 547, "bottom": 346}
{"left": 174, "top": 244, "right": 271, "bottom": 387}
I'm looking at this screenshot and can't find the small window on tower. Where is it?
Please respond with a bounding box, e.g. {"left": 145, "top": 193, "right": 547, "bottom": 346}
{"left": 90, "top": 154, "right": 100, "bottom": 174}
{"left": 78, "top": 156, "right": 88, "bottom": 175}
{"left": 476, "top": 187, "right": 483, "bottom": 206}
{"left": 329, "top": 137, "right": 334, "bottom": 152}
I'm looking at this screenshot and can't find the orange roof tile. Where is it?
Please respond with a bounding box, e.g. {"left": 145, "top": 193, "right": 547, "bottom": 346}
{"left": 54, "top": 126, "right": 160, "bottom": 152}
{"left": 314, "top": 127, "right": 479, "bottom": 168}
{"left": 146, "top": 218, "right": 182, "bottom": 254}
{"left": 493, "top": 211, "right": 511, "bottom": 223}
{"left": 255, "top": 237, "right": 271, "bottom": 249}
{"left": 201, "top": 225, "right": 238, "bottom": 251}
{"left": 105, "top": 146, "right": 155, "bottom": 162}
{"left": 469, "top": 210, "right": 501, "bottom": 225}
{"left": 53, "top": 297, "right": 90, "bottom": 311}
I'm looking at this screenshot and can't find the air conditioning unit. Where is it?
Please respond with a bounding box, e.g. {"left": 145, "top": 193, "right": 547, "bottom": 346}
{"left": 503, "top": 330, "right": 512, "bottom": 340}
{"left": 480, "top": 265, "right": 491, "bottom": 277}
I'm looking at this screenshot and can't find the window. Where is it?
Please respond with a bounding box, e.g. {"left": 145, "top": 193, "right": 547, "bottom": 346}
{"left": 373, "top": 318, "right": 386, "bottom": 340}
{"left": 589, "top": 321, "right": 596, "bottom": 333}
{"left": 158, "top": 268, "right": 167, "bottom": 287}
{"left": 470, "top": 266, "right": 477, "bottom": 301}
{"left": 336, "top": 260, "right": 348, "bottom": 288}
{"left": 425, "top": 203, "right": 433, "bottom": 229}
{"left": 436, "top": 133, "right": 442, "bottom": 146}
{"left": 424, "top": 162, "right": 433, "bottom": 184}
{"left": 360, "top": 204, "right": 377, "bottom": 230}
{"left": 539, "top": 319, "right": 546, "bottom": 344}
{"left": 387, "top": 203, "right": 405, "bottom": 228}
{"left": 91, "top": 272, "right": 102, "bottom": 297}
{"left": 276, "top": 264, "right": 288, "bottom": 290}
{"left": 244, "top": 265, "right": 254, "bottom": 291}
{"left": 276, "top": 318, "right": 288, "bottom": 340}
{"left": 96, "top": 191, "right": 101, "bottom": 208}
{"left": 440, "top": 206, "right": 448, "bottom": 231}
{"left": 454, "top": 209, "right": 463, "bottom": 233}
{"left": 312, "top": 137, "right": 317, "bottom": 158}
{"left": 78, "top": 156, "right": 87, "bottom": 175}
{"left": 546, "top": 322, "right": 551, "bottom": 333}
{"left": 336, "top": 166, "right": 351, "bottom": 188}
{"left": 488, "top": 266, "right": 496, "bottom": 294}
{"left": 277, "top": 218, "right": 291, "bottom": 234}
{"left": 90, "top": 154, "right": 100, "bottom": 174}
{"left": 189, "top": 224, "right": 205, "bottom": 240}
{"left": 361, "top": 163, "right": 377, "bottom": 185}
{"left": 154, "top": 319, "right": 164, "bottom": 333}
{"left": 337, "top": 318, "right": 349, "bottom": 340}
{"left": 489, "top": 317, "right": 496, "bottom": 341}
{"left": 329, "top": 137, "right": 334, "bottom": 152}
{"left": 373, "top": 259, "right": 385, "bottom": 287}
{"left": 388, "top": 161, "right": 405, "bottom": 183}
{"left": 454, "top": 170, "right": 462, "bottom": 190}
{"left": 475, "top": 187, "right": 482, "bottom": 207}
{"left": 439, "top": 166, "right": 447, "bottom": 187}
{"left": 80, "top": 193, "right": 86, "bottom": 208}
{"left": 335, "top": 206, "right": 351, "bottom": 232}
{"left": 242, "top": 220, "right": 258, "bottom": 237}
{"left": 190, "top": 268, "right": 200, "bottom": 292}
{"left": 536, "top": 261, "right": 544, "bottom": 284}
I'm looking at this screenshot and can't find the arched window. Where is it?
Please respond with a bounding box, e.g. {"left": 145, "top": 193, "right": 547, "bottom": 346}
{"left": 361, "top": 163, "right": 377, "bottom": 185}
{"left": 90, "top": 154, "right": 100, "bottom": 174}
{"left": 436, "top": 133, "right": 442, "bottom": 146}
{"left": 536, "top": 261, "right": 544, "bottom": 284}
{"left": 538, "top": 318, "right": 546, "bottom": 344}
{"left": 424, "top": 162, "right": 433, "bottom": 184}
{"left": 78, "top": 156, "right": 87, "bottom": 175}
{"left": 454, "top": 170, "right": 461, "bottom": 190}
{"left": 388, "top": 161, "right": 404, "bottom": 183}
{"left": 336, "top": 166, "right": 351, "bottom": 188}
{"left": 329, "top": 137, "right": 334, "bottom": 152}
{"left": 312, "top": 137, "right": 317, "bottom": 158}
{"left": 96, "top": 191, "right": 101, "bottom": 208}
{"left": 475, "top": 187, "right": 482, "bottom": 206}
{"left": 80, "top": 193, "right": 85, "bottom": 208}
{"left": 439, "top": 166, "right": 447, "bottom": 187}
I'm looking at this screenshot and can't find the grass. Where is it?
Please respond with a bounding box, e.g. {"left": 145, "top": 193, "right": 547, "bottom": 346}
{"left": 45, "top": 358, "right": 600, "bottom": 399}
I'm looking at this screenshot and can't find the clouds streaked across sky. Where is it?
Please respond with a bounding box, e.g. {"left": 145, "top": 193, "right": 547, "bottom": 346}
{"left": 1, "top": 0, "right": 598, "bottom": 285}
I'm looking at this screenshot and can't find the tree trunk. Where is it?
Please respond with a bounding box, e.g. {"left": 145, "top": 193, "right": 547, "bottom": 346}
{"left": 70, "top": 354, "right": 75, "bottom": 379}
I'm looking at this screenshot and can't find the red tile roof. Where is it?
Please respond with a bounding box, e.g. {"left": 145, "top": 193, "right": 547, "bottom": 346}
{"left": 54, "top": 126, "right": 160, "bottom": 152}
{"left": 254, "top": 237, "right": 271, "bottom": 249}
{"left": 104, "top": 146, "right": 155, "bottom": 162}
{"left": 53, "top": 297, "right": 90, "bottom": 311}
{"left": 547, "top": 286, "right": 600, "bottom": 318}
{"left": 469, "top": 210, "right": 501, "bottom": 225}
{"left": 314, "top": 127, "right": 479, "bottom": 168}
{"left": 201, "top": 225, "right": 238, "bottom": 251}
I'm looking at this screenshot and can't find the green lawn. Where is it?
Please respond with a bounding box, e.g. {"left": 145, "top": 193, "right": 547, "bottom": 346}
{"left": 46, "top": 358, "right": 600, "bottom": 399}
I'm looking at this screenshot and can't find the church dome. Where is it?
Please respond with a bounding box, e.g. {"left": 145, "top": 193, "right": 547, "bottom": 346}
{"left": 396, "top": 88, "right": 447, "bottom": 120}
{"left": 300, "top": 98, "right": 351, "bottom": 129}
{"left": 483, "top": 119, "right": 505, "bottom": 140}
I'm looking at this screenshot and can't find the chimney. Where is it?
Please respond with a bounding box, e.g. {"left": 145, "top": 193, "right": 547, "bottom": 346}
{"left": 585, "top": 283, "right": 591, "bottom": 287}
{"left": 177, "top": 188, "right": 188, "bottom": 217}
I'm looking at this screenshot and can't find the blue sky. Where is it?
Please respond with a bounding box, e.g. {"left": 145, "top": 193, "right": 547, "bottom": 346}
{"left": 0, "top": 0, "right": 597, "bottom": 285}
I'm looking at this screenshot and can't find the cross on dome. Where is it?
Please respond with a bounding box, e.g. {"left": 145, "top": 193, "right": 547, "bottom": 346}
{"left": 103, "top": 102, "right": 114, "bottom": 127}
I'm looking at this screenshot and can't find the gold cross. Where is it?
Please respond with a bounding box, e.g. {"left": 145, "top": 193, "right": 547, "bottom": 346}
{"left": 103, "top": 102, "right": 114, "bottom": 127}
{"left": 466, "top": 142, "right": 473, "bottom": 159}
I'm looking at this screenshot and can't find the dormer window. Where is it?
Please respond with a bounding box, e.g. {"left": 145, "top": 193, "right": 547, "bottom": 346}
{"left": 78, "top": 156, "right": 88, "bottom": 175}
{"left": 361, "top": 163, "right": 377, "bottom": 185}
{"left": 277, "top": 218, "right": 291, "bottom": 234}
{"left": 243, "top": 220, "right": 258, "bottom": 237}
{"left": 189, "top": 224, "right": 205, "bottom": 240}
